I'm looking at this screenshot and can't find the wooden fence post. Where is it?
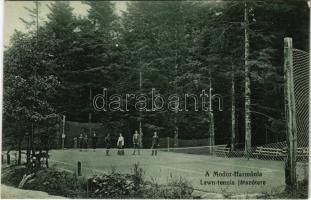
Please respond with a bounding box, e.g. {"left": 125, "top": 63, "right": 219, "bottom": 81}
{"left": 77, "top": 161, "right": 82, "bottom": 176}
{"left": 284, "top": 37, "right": 297, "bottom": 190}
{"left": 167, "top": 137, "right": 170, "bottom": 152}
{"left": 62, "top": 115, "right": 66, "bottom": 149}
{"left": 7, "top": 153, "right": 10, "bottom": 165}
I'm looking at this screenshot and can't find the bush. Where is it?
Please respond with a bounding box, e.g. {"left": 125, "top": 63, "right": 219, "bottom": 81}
{"left": 88, "top": 163, "right": 144, "bottom": 198}
{"left": 140, "top": 177, "right": 194, "bottom": 199}
{"left": 131, "top": 162, "right": 145, "bottom": 188}
{"left": 23, "top": 168, "right": 88, "bottom": 198}
{"left": 2, "top": 166, "right": 88, "bottom": 198}
{"left": 2, "top": 163, "right": 195, "bottom": 199}
{"left": 88, "top": 163, "right": 194, "bottom": 199}
{"left": 270, "top": 179, "right": 308, "bottom": 199}
{"left": 1, "top": 165, "right": 27, "bottom": 187}
{"left": 88, "top": 173, "right": 135, "bottom": 198}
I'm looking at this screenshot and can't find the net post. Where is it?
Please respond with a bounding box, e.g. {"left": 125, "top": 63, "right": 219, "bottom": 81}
{"left": 77, "top": 161, "right": 82, "bottom": 176}
{"left": 7, "top": 153, "right": 10, "bottom": 165}
{"left": 167, "top": 137, "right": 170, "bottom": 152}
{"left": 62, "top": 115, "right": 66, "bottom": 149}
{"left": 284, "top": 37, "right": 297, "bottom": 190}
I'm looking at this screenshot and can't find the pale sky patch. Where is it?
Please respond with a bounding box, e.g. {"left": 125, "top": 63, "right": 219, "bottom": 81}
{"left": 3, "top": 1, "right": 127, "bottom": 47}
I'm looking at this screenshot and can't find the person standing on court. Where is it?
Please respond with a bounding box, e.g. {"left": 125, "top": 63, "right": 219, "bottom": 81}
{"left": 151, "top": 131, "right": 159, "bottom": 156}
{"left": 117, "top": 133, "right": 125, "bottom": 155}
{"left": 92, "top": 131, "right": 98, "bottom": 152}
{"left": 139, "top": 129, "right": 143, "bottom": 149}
{"left": 84, "top": 132, "right": 88, "bottom": 151}
{"left": 104, "top": 133, "right": 111, "bottom": 156}
{"left": 73, "top": 137, "right": 78, "bottom": 149}
{"left": 79, "top": 132, "right": 83, "bottom": 151}
{"left": 132, "top": 130, "right": 140, "bottom": 155}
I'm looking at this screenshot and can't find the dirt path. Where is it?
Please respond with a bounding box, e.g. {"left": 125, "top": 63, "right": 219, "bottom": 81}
{"left": 1, "top": 184, "right": 66, "bottom": 199}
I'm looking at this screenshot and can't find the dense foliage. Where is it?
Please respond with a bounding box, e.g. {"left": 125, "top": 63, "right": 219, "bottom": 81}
{"left": 3, "top": 1, "right": 309, "bottom": 149}
{"left": 2, "top": 164, "right": 194, "bottom": 199}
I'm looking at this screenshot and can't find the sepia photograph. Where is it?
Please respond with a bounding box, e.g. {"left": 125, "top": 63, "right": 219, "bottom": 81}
{"left": 1, "top": 0, "right": 310, "bottom": 199}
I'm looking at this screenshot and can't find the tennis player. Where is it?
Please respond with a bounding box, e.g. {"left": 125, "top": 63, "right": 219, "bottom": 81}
{"left": 132, "top": 130, "right": 140, "bottom": 155}
{"left": 83, "top": 133, "right": 88, "bottom": 151}
{"left": 92, "top": 131, "right": 98, "bottom": 152}
{"left": 104, "top": 133, "right": 111, "bottom": 156}
{"left": 79, "top": 133, "right": 83, "bottom": 151}
{"left": 117, "top": 133, "right": 125, "bottom": 155}
{"left": 151, "top": 131, "right": 159, "bottom": 156}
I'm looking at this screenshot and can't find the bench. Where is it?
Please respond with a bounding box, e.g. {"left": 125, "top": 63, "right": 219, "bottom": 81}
{"left": 253, "top": 147, "right": 283, "bottom": 160}
{"left": 2, "top": 151, "right": 28, "bottom": 165}
{"left": 215, "top": 145, "right": 231, "bottom": 157}
{"left": 32, "top": 150, "right": 49, "bottom": 168}
{"left": 298, "top": 147, "right": 309, "bottom": 160}
{"left": 254, "top": 147, "right": 309, "bottom": 161}
{"left": 282, "top": 147, "right": 309, "bottom": 161}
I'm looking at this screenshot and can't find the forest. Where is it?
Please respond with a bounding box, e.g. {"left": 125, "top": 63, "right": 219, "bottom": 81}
{"left": 3, "top": 1, "right": 309, "bottom": 150}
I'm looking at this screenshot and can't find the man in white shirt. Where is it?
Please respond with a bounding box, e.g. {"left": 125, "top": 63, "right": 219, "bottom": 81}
{"left": 117, "top": 133, "right": 125, "bottom": 155}
{"left": 132, "top": 130, "right": 140, "bottom": 155}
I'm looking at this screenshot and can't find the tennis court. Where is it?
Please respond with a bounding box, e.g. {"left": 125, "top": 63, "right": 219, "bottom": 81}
{"left": 48, "top": 148, "right": 307, "bottom": 194}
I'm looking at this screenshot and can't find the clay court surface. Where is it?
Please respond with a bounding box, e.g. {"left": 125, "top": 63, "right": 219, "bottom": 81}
{"left": 46, "top": 148, "right": 307, "bottom": 194}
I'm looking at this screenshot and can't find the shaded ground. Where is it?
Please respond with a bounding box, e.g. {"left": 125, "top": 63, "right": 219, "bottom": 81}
{"left": 48, "top": 148, "right": 307, "bottom": 195}
{"left": 1, "top": 184, "right": 66, "bottom": 199}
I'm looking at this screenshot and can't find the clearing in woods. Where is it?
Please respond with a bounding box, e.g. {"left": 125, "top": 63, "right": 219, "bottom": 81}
{"left": 48, "top": 148, "right": 306, "bottom": 194}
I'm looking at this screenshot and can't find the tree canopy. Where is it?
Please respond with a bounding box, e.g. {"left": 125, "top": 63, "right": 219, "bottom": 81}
{"left": 3, "top": 1, "right": 309, "bottom": 149}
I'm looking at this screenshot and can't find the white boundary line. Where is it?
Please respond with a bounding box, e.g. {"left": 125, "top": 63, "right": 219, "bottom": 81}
{"left": 50, "top": 159, "right": 107, "bottom": 174}
{"left": 206, "top": 160, "right": 279, "bottom": 173}
{"left": 50, "top": 155, "right": 279, "bottom": 177}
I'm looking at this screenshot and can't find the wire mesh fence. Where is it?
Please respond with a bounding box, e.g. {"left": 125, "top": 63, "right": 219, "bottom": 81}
{"left": 154, "top": 44, "right": 310, "bottom": 183}
{"left": 292, "top": 48, "right": 309, "bottom": 150}
{"left": 4, "top": 40, "right": 307, "bottom": 190}
{"left": 292, "top": 48, "right": 309, "bottom": 182}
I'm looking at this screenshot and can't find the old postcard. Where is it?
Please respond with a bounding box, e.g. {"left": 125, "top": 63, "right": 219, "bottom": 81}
{"left": 1, "top": 0, "right": 310, "bottom": 199}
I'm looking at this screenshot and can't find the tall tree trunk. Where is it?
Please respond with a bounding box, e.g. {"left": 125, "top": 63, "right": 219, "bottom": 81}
{"left": 46, "top": 149, "right": 49, "bottom": 168}
{"left": 209, "top": 71, "right": 215, "bottom": 153}
{"left": 32, "top": 1, "right": 39, "bottom": 158}
{"left": 139, "top": 71, "right": 142, "bottom": 131}
{"left": 31, "top": 124, "right": 35, "bottom": 156}
{"left": 174, "top": 52, "right": 178, "bottom": 145}
{"left": 26, "top": 135, "right": 31, "bottom": 165}
{"left": 284, "top": 37, "right": 297, "bottom": 190}
{"left": 18, "top": 140, "right": 22, "bottom": 165}
{"left": 244, "top": 1, "right": 252, "bottom": 159}
{"left": 36, "top": 1, "right": 39, "bottom": 42}
{"left": 89, "top": 87, "right": 92, "bottom": 136}
{"left": 231, "top": 60, "right": 236, "bottom": 151}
